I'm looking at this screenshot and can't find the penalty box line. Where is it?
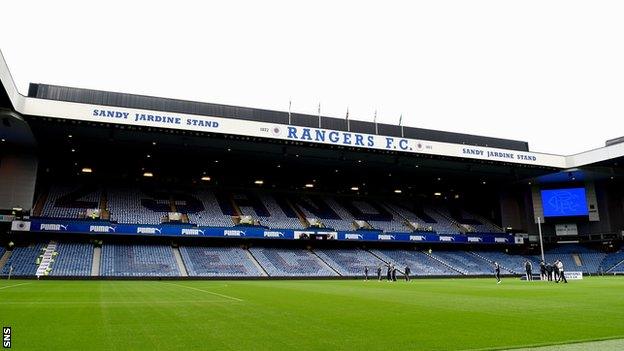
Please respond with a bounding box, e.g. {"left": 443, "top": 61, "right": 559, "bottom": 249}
{"left": 0, "top": 282, "right": 33, "bottom": 290}
{"left": 164, "top": 282, "right": 244, "bottom": 302}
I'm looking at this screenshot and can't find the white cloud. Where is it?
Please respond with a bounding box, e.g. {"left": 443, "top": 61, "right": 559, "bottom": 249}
{"left": 2, "top": 0, "right": 623, "bottom": 154}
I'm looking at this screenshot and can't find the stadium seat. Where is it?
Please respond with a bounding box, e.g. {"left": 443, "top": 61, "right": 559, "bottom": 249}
{"left": 50, "top": 242, "right": 94, "bottom": 276}
{"left": 180, "top": 246, "right": 264, "bottom": 277}
{"left": 249, "top": 247, "right": 337, "bottom": 277}
{"left": 100, "top": 243, "right": 180, "bottom": 277}
{"left": 313, "top": 248, "right": 386, "bottom": 276}
{"left": 0, "top": 243, "right": 46, "bottom": 276}
{"left": 370, "top": 249, "right": 459, "bottom": 276}
{"left": 427, "top": 250, "right": 495, "bottom": 275}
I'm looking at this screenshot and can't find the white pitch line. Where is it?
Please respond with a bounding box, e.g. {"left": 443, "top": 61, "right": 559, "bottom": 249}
{"left": 0, "top": 300, "right": 228, "bottom": 305}
{"left": 0, "top": 282, "right": 32, "bottom": 290}
{"left": 164, "top": 282, "right": 244, "bottom": 302}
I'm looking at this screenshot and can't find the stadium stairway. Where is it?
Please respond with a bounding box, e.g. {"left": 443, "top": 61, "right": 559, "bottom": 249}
{"left": 310, "top": 250, "right": 342, "bottom": 276}
{"left": 287, "top": 199, "right": 311, "bottom": 228}
{"left": 32, "top": 188, "right": 49, "bottom": 217}
{"left": 366, "top": 249, "right": 407, "bottom": 275}
{"left": 572, "top": 254, "right": 582, "bottom": 267}
{"left": 607, "top": 260, "right": 624, "bottom": 273}
{"left": 0, "top": 250, "right": 11, "bottom": 271}
{"left": 422, "top": 251, "right": 464, "bottom": 275}
{"left": 246, "top": 249, "right": 269, "bottom": 276}
{"left": 36, "top": 241, "right": 57, "bottom": 277}
{"left": 91, "top": 246, "right": 101, "bottom": 276}
{"left": 469, "top": 251, "right": 518, "bottom": 274}
{"left": 430, "top": 207, "right": 466, "bottom": 234}
{"left": 172, "top": 246, "right": 189, "bottom": 277}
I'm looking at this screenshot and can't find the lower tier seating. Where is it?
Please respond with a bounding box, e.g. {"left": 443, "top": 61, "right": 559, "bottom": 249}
{"left": 100, "top": 243, "right": 180, "bottom": 277}
{"left": 180, "top": 246, "right": 263, "bottom": 277}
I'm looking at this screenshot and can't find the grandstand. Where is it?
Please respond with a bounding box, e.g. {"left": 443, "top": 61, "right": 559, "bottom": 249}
{"left": 2, "top": 240, "right": 624, "bottom": 278}
{"left": 0, "top": 44, "right": 622, "bottom": 305}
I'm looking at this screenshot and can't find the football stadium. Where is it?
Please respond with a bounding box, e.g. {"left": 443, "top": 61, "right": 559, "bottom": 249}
{"left": 0, "top": 47, "right": 623, "bottom": 351}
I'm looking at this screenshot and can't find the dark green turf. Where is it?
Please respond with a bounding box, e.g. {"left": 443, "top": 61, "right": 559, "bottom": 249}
{"left": 1, "top": 277, "right": 623, "bottom": 350}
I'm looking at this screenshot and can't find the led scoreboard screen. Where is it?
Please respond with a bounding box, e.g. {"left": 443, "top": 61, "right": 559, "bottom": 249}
{"left": 541, "top": 188, "right": 589, "bottom": 217}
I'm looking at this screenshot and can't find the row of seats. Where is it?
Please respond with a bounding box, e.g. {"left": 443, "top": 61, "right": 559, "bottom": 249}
{"left": 248, "top": 247, "right": 337, "bottom": 276}
{"left": 0, "top": 243, "right": 45, "bottom": 276}
{"left": 2, "top": 243, "right": 623, "bottom": 277}
{"left": 50, "top": 242, "right": 93, "bottom": 276}
{"left": 108, "top": 188, "right": 165, "bottom": 225}
{"left": 602, "top": 247, "right": 624, "bottom": 273}
{"left": 372, "top": 249, "right": 458, "bottom": 276}
{"left": 37, "top": 186, "right": 500, "bottom": 234}
{"left": 100, "top": 244, "right": 180, "bottom": 277}
{"left": 41, "top": 185, "right": 101, "bottom": 219}
{"left": 180, "top": 246, "right": 263, "bottom": 277}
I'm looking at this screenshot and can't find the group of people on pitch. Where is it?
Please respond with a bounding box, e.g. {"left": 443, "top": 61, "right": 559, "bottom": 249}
{"left": 364, "top": 264, "right": 412, "bottom": 281}
{"left": 535, "top": 259, "right": 568, "bottom": 283}
{"left": 494, "top": 259, "right": 568, "bottom": 283}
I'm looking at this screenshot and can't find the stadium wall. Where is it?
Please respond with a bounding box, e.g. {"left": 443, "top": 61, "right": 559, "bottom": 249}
{"left": 0, "top": 152, "right": 37, "bottom": 210}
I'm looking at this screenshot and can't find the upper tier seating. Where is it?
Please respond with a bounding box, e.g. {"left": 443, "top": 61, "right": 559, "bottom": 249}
{"left": 50, "top": 242, "right": 93, "bottom": 276}
{"left": 328, "top": 198, "right": 412, "bottom": 232}
{"left": 41, "top": 185, "right": 101, "bottom": 219}
{"left": 386, "top": 202, "right": 460, "bottom": 234}
{"left": 290, "top": 196, "right": 350, "bottom": 231}
{"left": 371, "top": 249, "right": 459, "bottom": 276}
{"left": 187, "top": 190, "right": 234, "bottom": 227}
{"left": 108, "top": 188, "right": 165, "bottom": 225}
{"left": 457, "top": 209, "right": 502, "bottom": 233}
{"left": 100, "top": 243, "right": 180, "bottom": 277}
{"left": 241, "top": 193, "right": 303, "bottom": 229}
{"left": 249, "top": 248, "right": 337, "bottom": 277}
{"left": 314, "top": 248, "right": 385, "bottom": 276}
{"left": 427, "top": 207, "right": 475, "bottom": 235}
{"left": 180, "top": 246, "right": 263, "bottom": 277}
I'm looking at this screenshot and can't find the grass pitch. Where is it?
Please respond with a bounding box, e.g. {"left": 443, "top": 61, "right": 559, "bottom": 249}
{"left": 1, "top": 277, "right": 623, "bottom": 350}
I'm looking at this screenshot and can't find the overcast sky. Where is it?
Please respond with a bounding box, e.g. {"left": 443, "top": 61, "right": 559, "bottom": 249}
{"left": 2, "top": 1, "right": 623, "bottom": 155}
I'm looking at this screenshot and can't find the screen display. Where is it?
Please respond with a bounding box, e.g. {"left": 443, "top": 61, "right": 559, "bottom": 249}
{"left": 541, "top": 188, "right": 588, "bottom": 217}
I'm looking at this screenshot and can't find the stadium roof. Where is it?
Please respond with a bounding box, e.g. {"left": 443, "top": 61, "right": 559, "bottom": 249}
{"left": 26, "top": 82, "right": 529, "bottom": 152}
{"left": 1, "top": 49, "right": 623, "bottom": 172}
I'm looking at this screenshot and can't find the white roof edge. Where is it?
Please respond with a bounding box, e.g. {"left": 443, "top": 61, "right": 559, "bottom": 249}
{"left": 0, "top": 50, "right": 26, "bottom": 111}
{"left": 565, "top": 141, "right": 624, "bottom": 168}
{"left": 1, "top": 49, "right": 622, "bottom": 169}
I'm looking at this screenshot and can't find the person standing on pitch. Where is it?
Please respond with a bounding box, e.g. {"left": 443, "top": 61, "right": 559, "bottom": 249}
{"left": 391, "top": 265, "right": 397, "bottom": 282}
{"left": 494, "top": 261, "right": 501, "bottom": 284}
{"left": 364, "top": 266, "right": 369, "bottom": 281}
{"left": 377, "top": 265, "right": 382, "bottom": 281}
{"left": 539, "top": 260, "right": 547, "bottom": 281}
{"left": 404, "top": 266, "right": 411, "bottom": 281}
{"left": 557, "top": 260, "right": 568, "bottom": 283}
{"left": 552, "top": 261, "right": 560, "bottom": 282}
{"left": 546, "top": 262, "right": 553, "bottom": 281}
{"left": 525, "top": 260, "right": 533, "bottom": 281}
{"left": 386, "top": 264, "right": 392, "bottom": 281}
